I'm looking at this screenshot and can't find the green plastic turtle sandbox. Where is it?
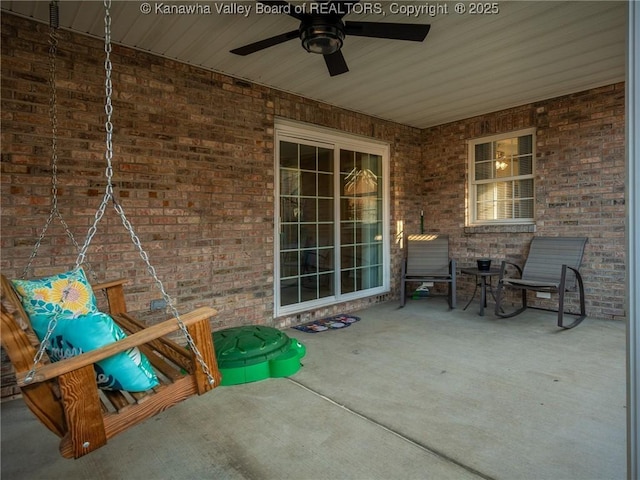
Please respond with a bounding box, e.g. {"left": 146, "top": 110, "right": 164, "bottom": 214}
{"left": 213, "top": 325, "right": 306, "bottom": 386}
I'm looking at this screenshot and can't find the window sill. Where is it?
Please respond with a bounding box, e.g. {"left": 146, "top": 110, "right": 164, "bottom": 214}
{"left": 464, "top": 224, "right": 536, "bottom": 234}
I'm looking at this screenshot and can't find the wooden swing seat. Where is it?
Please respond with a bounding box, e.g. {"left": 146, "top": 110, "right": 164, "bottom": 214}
{"left": 1, "top": 274, "right": 222, "bottom": 459}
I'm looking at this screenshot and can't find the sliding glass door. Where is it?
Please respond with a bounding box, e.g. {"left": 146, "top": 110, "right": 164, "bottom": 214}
{"left": 276, "top": 121, "right": 389, "bottom": 316}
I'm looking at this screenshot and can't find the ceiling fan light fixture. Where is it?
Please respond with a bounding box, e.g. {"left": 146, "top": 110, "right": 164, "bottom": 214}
{"left": 301, "top": 25, "right": 344, "bottom": 55}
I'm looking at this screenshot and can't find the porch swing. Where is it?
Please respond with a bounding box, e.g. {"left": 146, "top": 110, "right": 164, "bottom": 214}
{"left": 1, "top": 1, "right": 221, "bottom": 459}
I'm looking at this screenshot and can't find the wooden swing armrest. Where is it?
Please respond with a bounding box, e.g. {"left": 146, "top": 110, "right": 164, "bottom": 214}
{"left": 91, "top": 278, "right": 128, "bottom": 291}
{"left": 91, "top": 278, "right": 129, "bottom": 315}
{"left": 14, "top": 306, "right": 217, "bottom": 387}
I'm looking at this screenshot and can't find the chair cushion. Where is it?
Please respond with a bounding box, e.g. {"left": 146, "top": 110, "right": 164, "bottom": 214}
{"left": 11, "top": 269, "right": 159, "bottom": 392}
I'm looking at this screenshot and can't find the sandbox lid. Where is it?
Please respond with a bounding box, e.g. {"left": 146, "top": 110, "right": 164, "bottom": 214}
{"left": 213, "top": 325, "right": 306, "bottom": 386}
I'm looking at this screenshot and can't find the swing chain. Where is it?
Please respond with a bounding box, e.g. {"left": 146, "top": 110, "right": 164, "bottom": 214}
{"left": 78, "top": 0, "right": 216, "bottom": 385}
{"left": 24, "top": 293, "right": 65, "bottom": 383}
{"left": 22, "top": 17, "right": 84, "bottom": 280}
{"left": 110, "top": 199, "right": 217, "bottom": 385}
{"left": 74, "top": 1, "right": 114, "bottom": 270}
{"left": 26, "top": 1, "right": 216, "bottom": 387}
{"left": 23, "top": 7, "right": 73, "bottom": 382}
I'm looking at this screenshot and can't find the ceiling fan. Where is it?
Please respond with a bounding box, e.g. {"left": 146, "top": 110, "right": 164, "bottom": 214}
{"left": 230, "top": 0, "right": 431, "bottom": 77}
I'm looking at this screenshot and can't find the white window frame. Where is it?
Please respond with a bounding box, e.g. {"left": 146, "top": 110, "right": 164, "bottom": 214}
{"left": 468, "top": 128, "right": 536, "bottom": 226}
{"left": 274, "top": 118, "right": 390, "bottom": 317}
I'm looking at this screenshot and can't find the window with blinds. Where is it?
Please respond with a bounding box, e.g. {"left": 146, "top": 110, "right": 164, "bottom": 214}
{"left": 469, "top": 129, "right": 535, "bottom": 224}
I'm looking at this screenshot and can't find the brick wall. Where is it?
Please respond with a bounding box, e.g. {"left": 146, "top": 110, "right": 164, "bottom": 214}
{"left": 420, "top": 85, "right": 626, "bottom": 319}
{"left": 1, "top": 14, "right": 626, "bottom": 326}
{"left": 0, "top": 13, "right": 419, "bottom": 333}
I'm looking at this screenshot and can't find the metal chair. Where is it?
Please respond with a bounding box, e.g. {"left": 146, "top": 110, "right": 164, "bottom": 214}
{"left": 494, "top": 236, "right": 588, "bottom": 329}
{"left": 400, "top": 234, "right": 456, "bottom": 309}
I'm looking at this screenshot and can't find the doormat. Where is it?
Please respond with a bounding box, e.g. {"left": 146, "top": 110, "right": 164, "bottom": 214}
{"left": 292, "top": 314, "right": 360, "bottom": 333}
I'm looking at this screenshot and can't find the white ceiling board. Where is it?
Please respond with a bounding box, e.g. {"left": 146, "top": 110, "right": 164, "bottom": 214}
{"left": 1, "top": 0, "right": 627, "bottom": 129}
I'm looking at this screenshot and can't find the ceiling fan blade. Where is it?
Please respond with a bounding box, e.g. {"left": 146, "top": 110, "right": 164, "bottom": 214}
{"left": 324, "top": 50, "right": 349, "bottom": 76}
{"left": 230, "top": 30, "right": 299, "bottom": 56}
{"left": 345, "top": 21, "right": 430, "bottom": 42}
{"left": 257, "top": 0, "right": 305, "bottom": 20}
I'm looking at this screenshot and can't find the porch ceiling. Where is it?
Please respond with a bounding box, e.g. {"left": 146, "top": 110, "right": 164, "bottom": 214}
{"left": 1, "top": 1, "right": 627, "bottom": 129}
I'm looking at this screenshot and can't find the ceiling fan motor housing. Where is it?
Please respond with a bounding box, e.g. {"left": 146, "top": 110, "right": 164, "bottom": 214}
{"left": 300, "top": 20, "right": 345, "bottom": 55}
{"left": 230, "top": 4, "right": 430, "bottom": 77}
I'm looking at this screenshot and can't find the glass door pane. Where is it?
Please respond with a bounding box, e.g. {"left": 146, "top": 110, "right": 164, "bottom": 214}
{"left": 279, "top": 141, "right": 335, "bottom": 308}
{"left": 339, "top": 149, "right": 383, "bottom": 294}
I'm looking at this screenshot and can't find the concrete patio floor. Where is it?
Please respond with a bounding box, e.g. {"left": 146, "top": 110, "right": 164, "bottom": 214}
{"left": 1, "top": 298, "right": 627, "bottom": 480}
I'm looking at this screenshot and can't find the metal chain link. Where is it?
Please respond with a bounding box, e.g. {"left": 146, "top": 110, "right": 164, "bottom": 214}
{"left": 24, "top": 286, "right": 70, "bottom": 383}
{"left": 26, "top": 1, "right": 215, "bottom": 386}
{"left": 73, "top": 0, "right": 215, "bottom": 386}
{"left": 24, "top": 6, "right": 81, "bottom": 381}
{"left": 22, "top": 19, "right": 84, "bottom": 280}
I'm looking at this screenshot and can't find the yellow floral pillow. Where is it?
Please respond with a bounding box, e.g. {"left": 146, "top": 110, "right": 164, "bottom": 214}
{"left": 12, "top": 268, "right": 98, "bottom": 323}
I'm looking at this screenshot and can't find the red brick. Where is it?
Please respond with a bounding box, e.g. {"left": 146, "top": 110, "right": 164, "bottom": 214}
{"left": 0, "top": 14, "right": 627, "bottom": 398}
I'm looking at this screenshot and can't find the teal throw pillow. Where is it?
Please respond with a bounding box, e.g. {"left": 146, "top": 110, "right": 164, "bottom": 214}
{"left": 47, "top": 311, "right": 159, "bottom": 392}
